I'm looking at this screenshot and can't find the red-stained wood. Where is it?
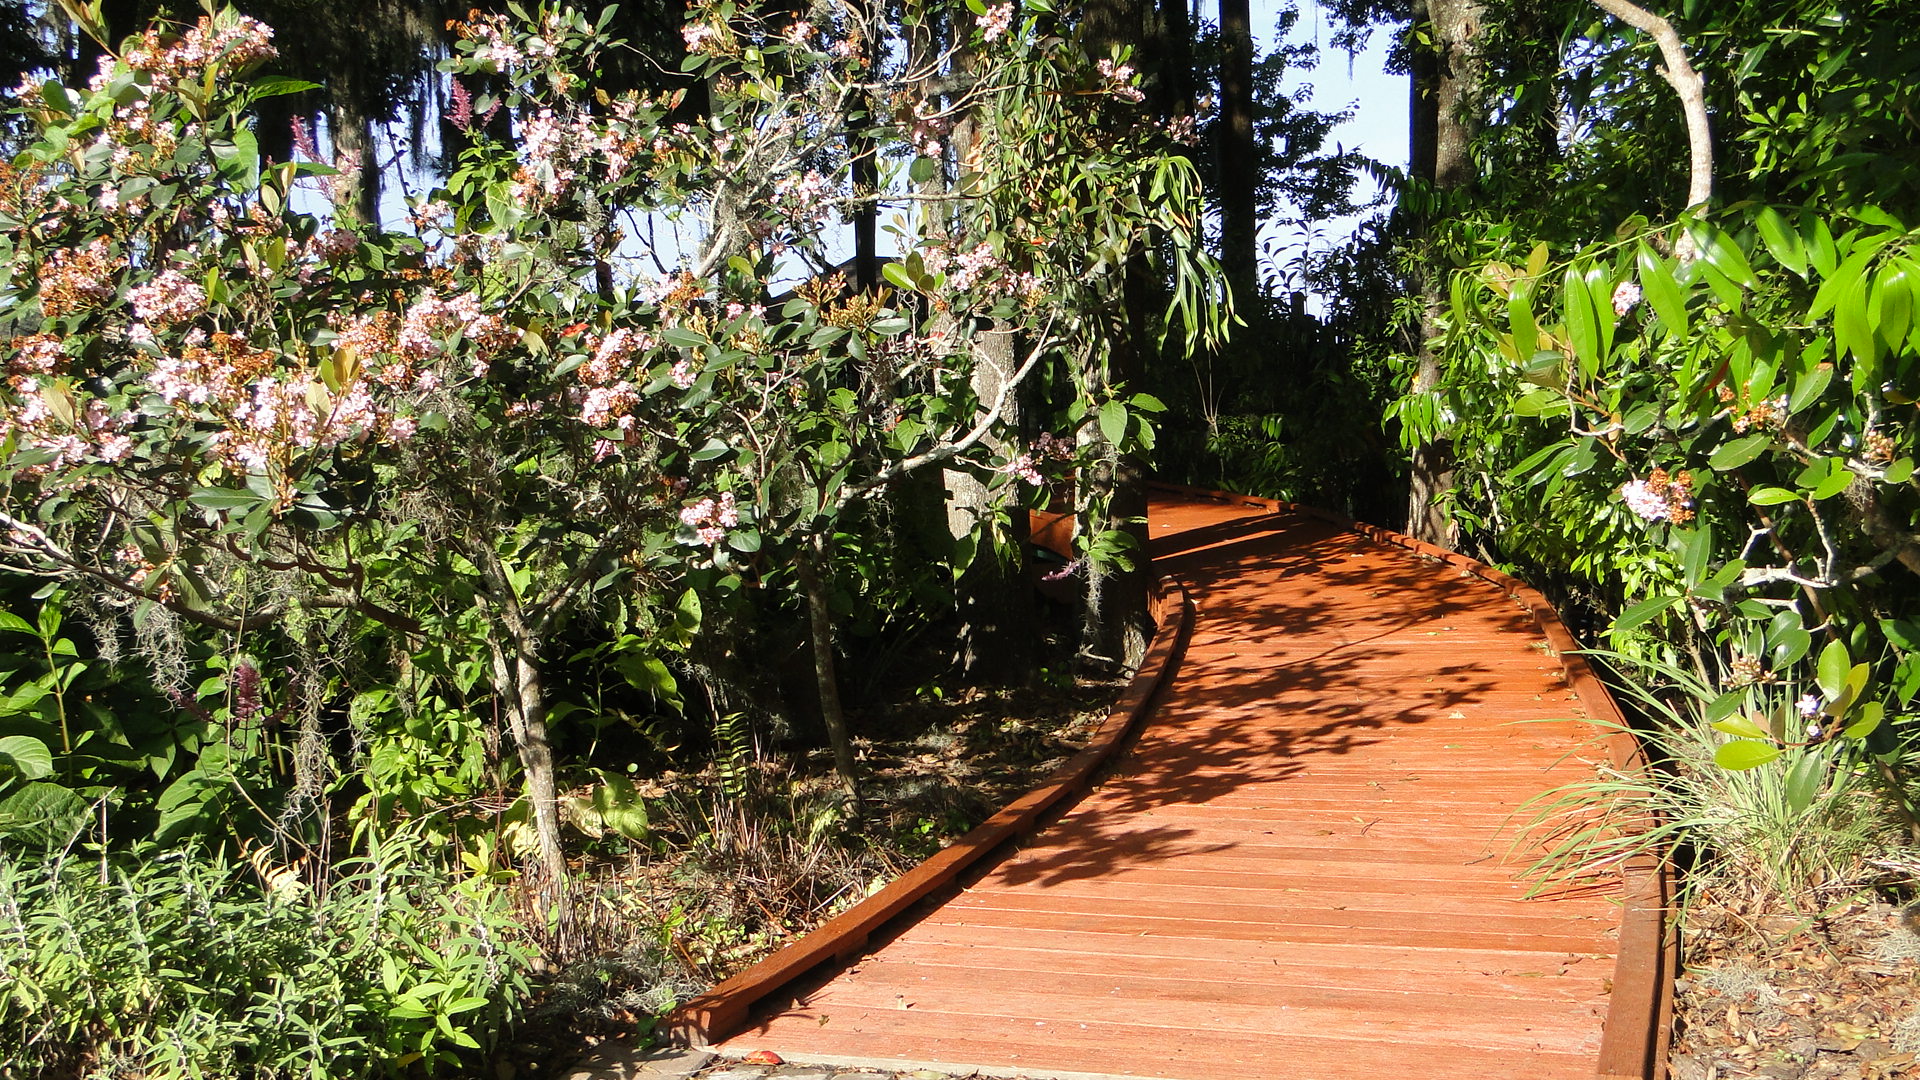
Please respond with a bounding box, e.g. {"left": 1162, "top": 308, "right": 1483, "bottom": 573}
{"left": 693, "top": 487, "right": 1669, "bottom": 1079}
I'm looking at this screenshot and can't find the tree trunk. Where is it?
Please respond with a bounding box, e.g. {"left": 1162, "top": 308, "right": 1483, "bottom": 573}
{"left": 1404, "top": 0, "right": 1483, "bottom": 548}
{"left": 797, "top": 535, "right": 859, "bottom": 795}
{"left": 1218, "top": 0, "right": 1259, "bottom": 303}
{"left": 485, "top": 635, "right": 569, "bottom": 890}
{"left": 938, "top": 22, "right": 1037, "bottom": 684}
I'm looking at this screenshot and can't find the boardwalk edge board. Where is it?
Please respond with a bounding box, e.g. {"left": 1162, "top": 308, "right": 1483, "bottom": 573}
{"left": 664, "top": 536, "right": 1195, "bottom": 1049}
{"left": 1148, "top": 480, "right": 1675, "bottom": 1080}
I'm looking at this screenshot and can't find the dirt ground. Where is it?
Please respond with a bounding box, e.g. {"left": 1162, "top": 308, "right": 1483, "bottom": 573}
{"left": 1669, "top": 895, "right": 1920, "bottom": 1079}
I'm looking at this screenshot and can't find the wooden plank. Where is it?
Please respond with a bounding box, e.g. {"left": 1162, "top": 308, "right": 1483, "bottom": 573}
{"left": 730, "top": 1006, "right": 1599, "bottom": 1080}
{"left": 687, "top": 489, "right": 1668, "bottom": 1079}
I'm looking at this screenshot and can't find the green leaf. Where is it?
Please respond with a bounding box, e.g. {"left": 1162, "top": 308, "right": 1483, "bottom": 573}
{"left": 1709, "top": 434, "right": 1771, "bottom": 470}
{"left": 1843, "top": 701, "right": 1885, "bottom": 740}
{"left": 1787, "top": 364, "right": 1832, "bottom": 414}
{"left": 908, "top": 155, "right": 936, "bottom": 185}
{"left": 0, "top": 781, "right": 87, "bottom": 842}
{"left": 1710, "top": 714, "right": 1771, "bottom": 740}
{"left": 1883, "top": 617, "right": 1920, "bottom": 652}
{"left": 1689, "top": 222, "right": 1759, "bottom": 288}
{"left": 1834, "top": 272, "right": 1878, "bottom": 371}
{"left": 249, "top": 76, "right": 321, "bottom": 98}
{"left": 1816, "top": 639, "right": 1851, "bottom": 700}
{"left": 187, "top": 487, "right": 268, "bottom": 511}
{"left": 1680, "top": 525, "right": 1711, "bottom": 586}
{"left": 1098, "top": 399, "right": 1128, "bottom": 446}
{"left": 1783, "top": 753, "right": 1822, "bottom": 815}
{"left": 0, "top": 735, "right": 53, "bottom": 779}
{"left": 1748, "top": 485, "right": 1800, "bottom": 506}
{"left": 1612, "top": 594, "right": 1680, "bottom": 633}
{"left": 1755, "top": 207, "right": 1807, "bottom": 277}
{"left": 1715, "top": 740, "right": 1782, "bottom": 771}
{"left": 1562, "top": 265, "right": 1601, "bottom": 378}
{"left": 881, "top": 262, "right": 916, "bottom": 292}
{"left": 1637, "top": 246, "right": 1688, "bottom": 337}
{"left": 1885, "top": 458, "right": 1914, "bottom": 484}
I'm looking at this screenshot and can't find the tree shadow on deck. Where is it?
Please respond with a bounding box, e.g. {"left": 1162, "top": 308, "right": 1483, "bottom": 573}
{"left": 984, "top": 507, "right": 1594, "bottom": 890}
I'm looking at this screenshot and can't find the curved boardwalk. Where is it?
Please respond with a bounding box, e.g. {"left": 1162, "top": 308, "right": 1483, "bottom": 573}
{"left": 703, "top": 491, "right": 1651, "bottom": 1079}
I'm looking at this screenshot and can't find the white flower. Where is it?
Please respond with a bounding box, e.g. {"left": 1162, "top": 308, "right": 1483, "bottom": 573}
{"left": 1620, "top": 479, "right": 1668, "bottom": 521}
{"left": 1611, "top": 281, "right": 1643, "bottom": 317}
{"left": 1796, "top": 693, "right": 1823, "bottom": 718}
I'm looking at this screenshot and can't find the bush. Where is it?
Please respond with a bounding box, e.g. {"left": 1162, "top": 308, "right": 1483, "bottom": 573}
{"left": 0, "top": 834, "right": 533, "bottom": 1079}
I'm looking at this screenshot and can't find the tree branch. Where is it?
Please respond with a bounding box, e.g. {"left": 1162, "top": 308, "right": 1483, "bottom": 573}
{"left": 1586, "top": 0, "right": 1713, "bottom": 209}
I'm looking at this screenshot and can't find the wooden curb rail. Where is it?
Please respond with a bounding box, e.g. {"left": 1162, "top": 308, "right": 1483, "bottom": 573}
{"left": 1148, "top": 480, "right": 1675, "bottom": 1080}
{"left": 665, "top": 537, "right": 1194, "bottom": 1048}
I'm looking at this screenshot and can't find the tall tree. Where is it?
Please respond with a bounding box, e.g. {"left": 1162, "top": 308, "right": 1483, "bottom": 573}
{"left": 1403, "top": 0, "right": 1482, "bottom": 547}
{"left": 1217, "top": 0, "right": 1258, "bottom": 301}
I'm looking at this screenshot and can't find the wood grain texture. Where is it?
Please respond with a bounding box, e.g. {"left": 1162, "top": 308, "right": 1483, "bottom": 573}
{"left": 697, "top": 487, "right": 1669, "bottom": 1079}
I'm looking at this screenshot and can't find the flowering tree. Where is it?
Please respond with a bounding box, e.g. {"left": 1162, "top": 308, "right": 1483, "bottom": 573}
{"left": 0, "top": 2, "right": 1220, "bottom": 882}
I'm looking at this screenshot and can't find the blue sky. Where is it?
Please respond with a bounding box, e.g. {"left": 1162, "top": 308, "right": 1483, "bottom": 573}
{"left": 1252, "top": 0, "right": 1407, "bottom": 292}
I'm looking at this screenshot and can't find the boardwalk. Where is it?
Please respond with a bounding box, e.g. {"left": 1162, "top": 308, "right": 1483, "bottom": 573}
{"left": 684, "top": 490, "right": 1662, "bottom": 1080}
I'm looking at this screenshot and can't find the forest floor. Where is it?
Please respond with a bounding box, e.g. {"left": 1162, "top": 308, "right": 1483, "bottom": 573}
{"left": 511, "top": 669, "right": 1128, "bottom": 1080}
{"left": 1669, "top": 892, "right": 1920, "bottom": 1079}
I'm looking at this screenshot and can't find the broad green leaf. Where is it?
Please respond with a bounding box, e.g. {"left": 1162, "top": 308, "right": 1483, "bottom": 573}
{"left": 1612, "top": 594, "right": 1680, "bottom": 633}
{"left": 1562, "top": 266, "right": 1600, "bottom": 377}
{"left": 1715, "top": 740, "right": 1782, "bottom": 771}
{"left": 1709, "top": 434, "right": 1771, "bottom": 470}
{"left": 1783, "top": 753, "right": 1822, "bottom": 815}
{"left": 1816, "top": 639, "right": 1851, "bottom": 700}
{"left": 1747, "top": 485, "right": 1800, "bottom": 506}
{"left": 1882, "top": 617, "right": 1920, "bottom": 652}
{"left": 187, "top": 487, "right": 267, "bottom": 511}
{"left": 1098, "top": 399, "right": 1128, "bottom": 446}
{"left": 1637, "top": 246, "right": 1688, "bottom": 337}
{"left": 1787, "top": 364, "right": 1832, "bottom": 414}
{"left": 881, "top": 261, "right": 916, "bottom": 292}
{"left": 1871, "top": 262, "right": 1913, "bottom": 354}
{"left": 1843, "top": 701, "right": 1885, "bottom": 740}
{"left": 1710, "top": 714, "right": 1771, "bottom": 740}
{"left": 1689, "top": 222, "right": 1758, "bottom": 288}
{"left": 1834, "top": 273, "right": 1878, "bottom": 371}
{"left": 1754, "top": 207, "right": 1807, "bottom": 277}
{"left": 0, "top": 735, "right": 53, "bottom": 779}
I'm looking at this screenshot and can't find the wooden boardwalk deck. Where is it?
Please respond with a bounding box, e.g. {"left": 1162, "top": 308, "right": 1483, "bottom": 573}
{"left": 679, "top": 489, "right": 1668, "bottom": 1080}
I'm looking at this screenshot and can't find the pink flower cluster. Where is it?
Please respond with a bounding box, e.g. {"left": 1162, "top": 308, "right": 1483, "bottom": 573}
{"left": 1611, "top": 281, "right": 1643, "bottom": 317}
{"left": 37, "top": 240, "right": 117, "bottom": 318}
{"left": 7, "top": 335, "right": 65, "bottom": 377}
{"left": 122, "top": 14, "right": 276, "bottom": 91}
{"left": 580, "top": 327, "right": 661, "bottom": 386}
{"left": 682, "top": 22, "right": 727, "bottom": 55}
{"left": 511, "top": 107, "right": 644, "bottom": 206}
{"left": 977, "top": 3, "right": 1014, "bottom": 43}
{"left": 393, "top": 291, "right": 515, "bottom": 377}
{"left": 999, "top": 431, "right": 1075, "bottom": 485}
{"left": 927, "top": 242, "right": 1045, "bottom": 301}
{"left": 679, "top": 492, "right": 739, "bottom": 545}
{"left": 0, "top": 379, "right": 135, "bottom": 473}
{"left": 771, "top": 170, "right": 833, "bottom": 229}
{"left": 1620, "top": 468, "right": 1695, "bottom": 524}
{"left": 128, "top": 269, "right": 208, "bottom": 326}
{"left": 1096, "top": 59, "right": 1146, "bottom": 104}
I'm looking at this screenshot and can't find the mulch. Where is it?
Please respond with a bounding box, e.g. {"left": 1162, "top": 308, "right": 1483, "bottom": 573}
{"left": 1669, "top": 897, "right": 1920, "bottom": 1080}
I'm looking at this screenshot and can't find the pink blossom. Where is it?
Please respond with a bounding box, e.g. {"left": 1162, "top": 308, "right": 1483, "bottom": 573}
{"left": 978, "top": 3, "right": 1014, "bottom": 42}
{"left": 128, "top": 269, "right": 208, "bottom": 325}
